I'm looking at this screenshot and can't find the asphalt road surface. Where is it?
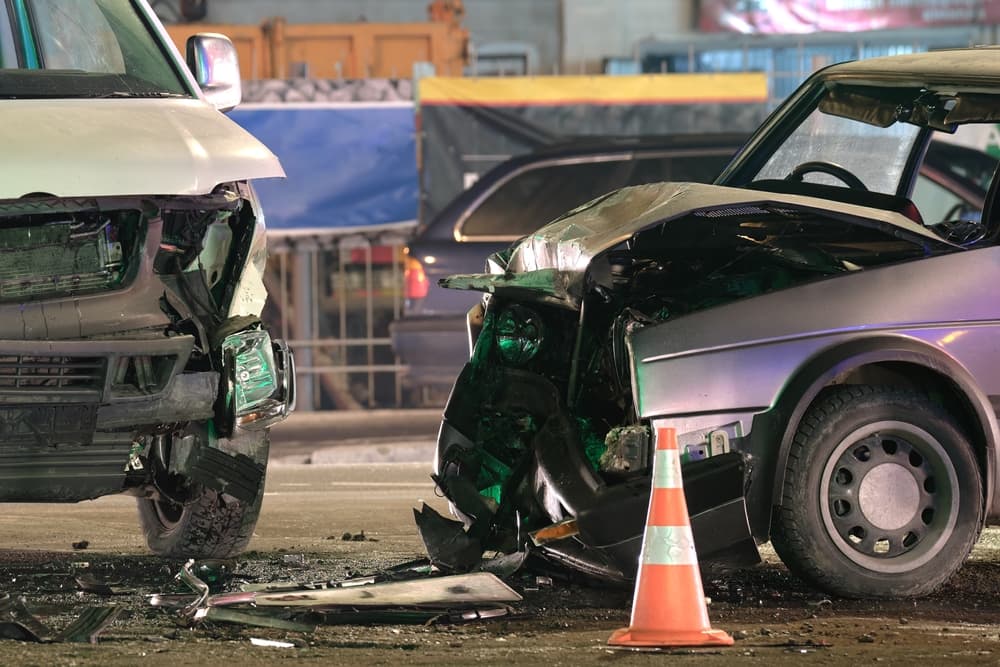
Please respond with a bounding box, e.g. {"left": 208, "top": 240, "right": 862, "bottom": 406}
{"left": 1, "top": 462, "right": 1000, "bottom": 665}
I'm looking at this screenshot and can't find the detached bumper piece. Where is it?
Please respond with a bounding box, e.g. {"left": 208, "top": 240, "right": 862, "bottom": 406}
{"left": 221, "top": 329, "right": 295, "bottom": 431}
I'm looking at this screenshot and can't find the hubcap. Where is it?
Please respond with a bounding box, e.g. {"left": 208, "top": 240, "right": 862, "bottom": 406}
{"left": 858, "top": 463, "right": 920, "bottom": 531}
{"left": 819, "top": 421, "right": 959, "bottom": 573}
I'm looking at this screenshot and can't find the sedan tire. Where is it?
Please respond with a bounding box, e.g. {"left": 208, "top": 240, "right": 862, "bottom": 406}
{"left": 771, "top": 385, "right": 982, "bottom": 598}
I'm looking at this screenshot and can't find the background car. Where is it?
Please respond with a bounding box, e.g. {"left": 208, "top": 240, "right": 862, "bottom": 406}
{"left": 390, "top": 133, "right": 746, "bottom": 401}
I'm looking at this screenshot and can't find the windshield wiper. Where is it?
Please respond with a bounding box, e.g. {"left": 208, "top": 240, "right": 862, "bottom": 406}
{"left": 94, "top": 91, "right": 187, "bottom": 99}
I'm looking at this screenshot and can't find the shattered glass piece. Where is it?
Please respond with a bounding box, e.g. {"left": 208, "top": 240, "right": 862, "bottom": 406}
{"left": 0, "top": 593, "right": 53, "bottom": 643}
{"left": 414, "top": 504, "right": 485, "bottom": 572}
{"left": 191, "top": 559, "right": 235, "bottom": 591}
{"left": 55, "top": 606, "right": 122, "bottom": 644}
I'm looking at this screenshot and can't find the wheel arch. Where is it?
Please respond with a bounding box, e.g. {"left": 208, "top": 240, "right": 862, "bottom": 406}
{"left": 766, "top": 335, "right": 998, "bottom": 529}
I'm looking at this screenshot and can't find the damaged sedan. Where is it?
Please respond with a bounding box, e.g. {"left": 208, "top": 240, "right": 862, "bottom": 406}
{"left": 431, "top": 49, "right": 1000, "bottom": 598}
{"left": 0, "top": 2, "right": 292, "bottom": 557}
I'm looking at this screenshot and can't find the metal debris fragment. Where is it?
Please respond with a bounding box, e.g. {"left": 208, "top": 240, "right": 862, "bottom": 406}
{"left": 175, "top": 559, "right": 210, "bottom": 615}
{"left": 414, "top": 504, "right": 484, "bottom": 572}
{"left": 252, "top": 572, "right": 522, "bottom": 608}
{"left": 150, "top": 558, "right": 522, "bottom": 634}
{"left": 193, "top": 607, "right": 316, "bottom": 632}
{"left": 75, "top": 573, "right": 135, "bottom": 596}
{"left": 476, "top": 551, "right": 529, "bottom": 578}
{"left": 250, "top": 637, "right": 296, "bottom": 648}
{"left": 240, "top": 575, "right": 377, "bottom": 594}
{"left": 303, "top": 605, "right": 515, "bottom": 626}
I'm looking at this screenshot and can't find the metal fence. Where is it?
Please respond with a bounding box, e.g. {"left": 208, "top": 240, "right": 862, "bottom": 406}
{"left": 263, "top": 223, "right": 414, "bottom": 411}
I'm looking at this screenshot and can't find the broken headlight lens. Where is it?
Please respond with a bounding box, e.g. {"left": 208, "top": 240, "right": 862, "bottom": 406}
{"left": 495, "top": 304, "right": 545, "bottom": 366}
{"left": 222, "top": 329, "right": 295, "bottom": 431}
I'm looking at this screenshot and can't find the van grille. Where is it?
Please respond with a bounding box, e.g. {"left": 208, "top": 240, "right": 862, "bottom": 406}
{"left": 0, "top": 355, "right": 104, "bottom": 390}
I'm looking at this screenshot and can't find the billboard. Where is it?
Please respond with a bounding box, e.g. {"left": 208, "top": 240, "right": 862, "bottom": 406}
{"left": 700, "top": 0, "right": 1000, "bottom": 34}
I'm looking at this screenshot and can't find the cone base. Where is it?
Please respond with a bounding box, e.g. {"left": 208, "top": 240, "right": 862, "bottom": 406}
{"left": 608, "top": 625, "right": 734, "bottom": 648}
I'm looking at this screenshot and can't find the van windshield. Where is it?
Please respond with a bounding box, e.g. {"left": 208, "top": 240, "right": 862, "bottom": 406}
{"left": 0, "top": 0, "right": 189, "bottom": 98}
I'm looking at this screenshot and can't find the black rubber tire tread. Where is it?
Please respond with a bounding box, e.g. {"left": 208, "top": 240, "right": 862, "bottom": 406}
{"left": 770, "top": 385, "right": 982, "bottom": 598}
{"left": 137, "top": 432, "right": 268, "bottom": 559}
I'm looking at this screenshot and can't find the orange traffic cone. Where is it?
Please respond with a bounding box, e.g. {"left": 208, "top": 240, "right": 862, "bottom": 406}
{"left": 608, "top": 426, "right": 734, "bottom": 648}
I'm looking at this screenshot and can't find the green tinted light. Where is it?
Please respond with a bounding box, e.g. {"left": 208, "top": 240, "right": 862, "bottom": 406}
{"left": 495, "top": 304, "right": 545, "bottom": 366}
{"left": 223, "top": 330, "right": 278, "bottom": 412}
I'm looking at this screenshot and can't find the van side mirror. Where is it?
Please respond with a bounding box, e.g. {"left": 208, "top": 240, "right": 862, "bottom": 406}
{"left": 186, "top": 33, "right": 242, "bottom": 112}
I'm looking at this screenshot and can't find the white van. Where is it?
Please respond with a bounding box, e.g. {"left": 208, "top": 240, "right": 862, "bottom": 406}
{"left": 0, "top": 0, "right": 293, "bottom": 558}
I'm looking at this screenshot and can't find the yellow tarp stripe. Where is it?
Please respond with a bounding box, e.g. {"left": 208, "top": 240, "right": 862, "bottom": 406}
{"left": 419, "top": 73, "right": 768, "bottom": 106}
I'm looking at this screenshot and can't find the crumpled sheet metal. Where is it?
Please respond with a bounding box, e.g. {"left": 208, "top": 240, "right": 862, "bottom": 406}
{"left": 441, "top": 181, "right": 953, "bottom": 308}
{"left": 155, "top": 559, "right": 522, "bottom": 633}
{"left": 248, "top": 571, "right": 522, "bottom": 608}
{"left": 413, "top": 504, "right": 484, "bottom": 572}
{"left": 0, "top": 592, "right": 120, "bottom": 644}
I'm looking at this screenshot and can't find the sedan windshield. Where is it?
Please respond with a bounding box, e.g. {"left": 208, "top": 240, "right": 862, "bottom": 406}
{"left": 754, "top": 109, "right": 922, "bottom": 195}
{"left": 0, "top": 0, "right": 188, "bottom": 98}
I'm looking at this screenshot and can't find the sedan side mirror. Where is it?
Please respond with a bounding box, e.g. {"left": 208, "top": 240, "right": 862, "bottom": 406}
{"left": 186, "top": 33, "right": 242, "bottom": 112}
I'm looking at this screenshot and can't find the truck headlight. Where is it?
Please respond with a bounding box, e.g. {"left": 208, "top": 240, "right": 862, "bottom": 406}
{"left": 495, "top": 304, "right": 545, "bottom": 366}
{"left": 221, "top": 329, "right": 295, "bottom": 431}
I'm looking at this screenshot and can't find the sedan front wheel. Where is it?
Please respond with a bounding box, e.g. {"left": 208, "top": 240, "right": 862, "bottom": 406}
{"left": 771, "top": 385, "right": 982, "bottom": 598}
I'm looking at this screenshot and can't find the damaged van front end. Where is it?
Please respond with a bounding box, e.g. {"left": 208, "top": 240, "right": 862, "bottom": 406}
{"left": 0, "top": 0, "right": 294, "bottom": 559}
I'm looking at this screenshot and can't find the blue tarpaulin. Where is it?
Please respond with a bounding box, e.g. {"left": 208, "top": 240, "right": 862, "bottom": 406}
{"left": 230, "top": 103, "right": 418, "bottom": 230}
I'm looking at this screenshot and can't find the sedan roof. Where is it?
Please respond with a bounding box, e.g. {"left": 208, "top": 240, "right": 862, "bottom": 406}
{"left": 821, "top": 48, "right": 1000, "bottom": 89}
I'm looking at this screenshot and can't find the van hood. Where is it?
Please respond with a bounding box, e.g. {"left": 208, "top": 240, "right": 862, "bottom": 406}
{"left": 0, "top": 98, "right": 284, "bottom": 200}
{"left": 441, "top": 182, "right": 956, "bottom": 308}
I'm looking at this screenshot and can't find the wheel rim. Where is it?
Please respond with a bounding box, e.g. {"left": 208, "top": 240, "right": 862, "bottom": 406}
{"left": 819, "top": 420, "right": 960, "bottom": 574}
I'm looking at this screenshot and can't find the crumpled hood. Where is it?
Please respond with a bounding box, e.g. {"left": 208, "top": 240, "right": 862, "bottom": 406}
{"left": 442, "top": 182, "right": 952, "bottom": 308}
{"left": 0, "top": 98, "right": 284, "bottom": 199}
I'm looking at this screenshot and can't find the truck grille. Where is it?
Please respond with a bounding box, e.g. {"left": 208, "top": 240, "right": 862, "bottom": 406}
{"left": 0, "top": 355, "right": 104, "bottom": 390}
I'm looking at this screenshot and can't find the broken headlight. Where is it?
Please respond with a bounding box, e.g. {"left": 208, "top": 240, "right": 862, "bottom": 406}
{"left": 221, "top": 329, "right": 295, "bottom": 431}
{"left": 495, "top": 304, "right": 545, "bottom": 366}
